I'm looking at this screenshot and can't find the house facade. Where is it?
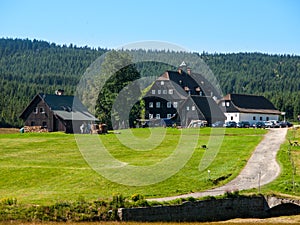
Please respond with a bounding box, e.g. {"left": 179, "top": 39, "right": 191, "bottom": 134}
{"left": 143, "top": 65, "right": 225, "bottom": 127}
{"left": 218, "top": 93, "right": 281, "bottom": 125}
{"left": 20, "top": 90, "right": 98, "bottom": 133}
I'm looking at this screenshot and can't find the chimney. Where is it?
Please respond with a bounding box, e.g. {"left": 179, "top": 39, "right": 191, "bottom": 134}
{"left": 178, "top": 67, "right": 182, "bottom": 74}
{"left": 187, "top": 67, "right": 191, "bottom": 75}
{"left": 55, "top": 89, "right": 64, "bottom": 95}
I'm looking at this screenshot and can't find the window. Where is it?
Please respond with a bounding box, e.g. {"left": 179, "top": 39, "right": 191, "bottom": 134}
{"left": 156, "top": 102, "right": 160, "bottom": 108}
{"left": 156, "top": 114, "right": 160, "bottom": 119}
{"left": 167, "top": 114, "right": 172, "bottom": 118}
{"left": 192, "top": 106, "right": 196, "bottom": 111}
{"left": 226, "top": 102, "right": 230, "bottom": 107}
{"left": 266, "top": 117, "right": 269, "bottom": 121}
{"left": 168, "top": 89, "right": 173, "bottom": 94}
{"left": 222, "top": 102, "right": 225, "bottom": 107}
{"left": 160, "top": 81, "right": 164, "bottom": 85}
{"left": 149, "top": 102, "right": 153, "bottom": 108}
{"left": 151, "top": 89, "right": 155, "bottom": 95}
{"left": 149, "top": 114, "right": 153, "bottom": 119}
{"left": 42, "top": 121, "right": 47, "bottom": 128}
{"left": 231, "top": 116, "right": 233, "bottom": 120}
{"left": 31, "top": 121, "right": 35, "bottom": 126}
{"left": 163, "top": 90, "right": 167, "bottom": 94}
{"left": 253, "top": 116, "right": 256, "bottom": 120}
{"left": 186, "top": 106, "right": 190, "bottom": 111}
{"left": 157, "top": 90, "right": 161, "bottom": 94}
{"left": 167, "top": 102, "right": 172, "bottom": 108}
{"left": 260, "top": 116, "right": 263, "bottom": 121}
{"left": 40, "top": 107, "right": 45, "bottom": 114}
{"left": 33, "top": 107, "right": 38, "bottom": 114}
{"left": 173, "top": 102, "right": 178, "bottom": 108}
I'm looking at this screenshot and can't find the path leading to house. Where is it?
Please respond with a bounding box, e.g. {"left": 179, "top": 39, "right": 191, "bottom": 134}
{"left": 150, "top": 128, "right": 288, "bottom": 202}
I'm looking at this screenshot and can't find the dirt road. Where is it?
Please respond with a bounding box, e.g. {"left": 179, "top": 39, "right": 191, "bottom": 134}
{"left": 150, "top": 128, "right": 288, "bottom": 202}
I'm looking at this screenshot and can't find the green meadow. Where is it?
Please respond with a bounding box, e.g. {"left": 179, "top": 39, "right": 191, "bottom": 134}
{"left": 0, "top": 128, "right": 269, "bottom": 205}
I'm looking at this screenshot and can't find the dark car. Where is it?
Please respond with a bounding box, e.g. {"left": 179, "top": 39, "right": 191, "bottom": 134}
{"left": 279, "top": 121, "right": 293, "bottom": 128}
{"left": 253, "top": 121, "right": 266, "bottom": 129}
{"left": 237, "top": 121, "right": 250, "bottom": 128}
{"left": 224, "top": 121, "right": 237, "bottom": 128}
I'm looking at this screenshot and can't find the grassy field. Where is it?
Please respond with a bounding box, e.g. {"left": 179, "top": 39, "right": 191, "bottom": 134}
{"left": 0, "top": 127, "right": 267, "bottom": 204}
{"left": 260, "top": 127, "right": 300, "bottom": 196}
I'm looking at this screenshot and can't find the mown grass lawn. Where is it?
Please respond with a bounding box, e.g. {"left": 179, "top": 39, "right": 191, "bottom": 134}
{"left": 260, "top": 127, "right": 300, "bottom": 196}
{"left": 0, "top": 128, "right": 267, "bottom": 204}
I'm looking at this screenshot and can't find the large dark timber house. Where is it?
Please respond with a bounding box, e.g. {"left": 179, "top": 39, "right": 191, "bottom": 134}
{"left": 144, "top": 63, "right": 225, "bottom": 127}
{"left": 19, "top": 90, "right": 98, "bottom": 133}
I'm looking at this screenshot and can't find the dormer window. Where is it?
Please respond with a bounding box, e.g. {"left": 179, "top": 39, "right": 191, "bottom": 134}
{"left": 160, "top": 81, "right": 164, "bottom": 85}
{"left": 151, "top": 89, "right": 155, "bottom": 95}
{"left": 195, "top": 87, "right": 201, "bottom": 92}
{"left": 184, "top": 86, "right": 190, "bottom": 91}
{"left": 168, "top": 89, "right": 173, "bottom": 94}
{"left": 226, "top": 102, "right": 230, "bottom": 107}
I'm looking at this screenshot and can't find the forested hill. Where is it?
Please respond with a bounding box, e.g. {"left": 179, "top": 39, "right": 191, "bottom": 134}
{"left": 0, "top": 38, "right": 299, "bottom": 127}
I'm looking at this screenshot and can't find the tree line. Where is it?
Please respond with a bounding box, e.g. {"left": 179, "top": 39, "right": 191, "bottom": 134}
{"left": 0, "top": 38, "right": 299, "bottom": 127}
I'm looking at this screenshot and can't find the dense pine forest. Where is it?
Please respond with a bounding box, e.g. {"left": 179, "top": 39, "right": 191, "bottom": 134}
{"left": 0, "top": 38, "right": 299, "bottom": 127}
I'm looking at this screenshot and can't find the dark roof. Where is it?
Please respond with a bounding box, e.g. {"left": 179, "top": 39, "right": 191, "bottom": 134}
{"left": 20, "top": 93, "right": 98, "bottom": 121}
{"left": 190, "top": 96, "right": 226, "bottom": 121}
{"left": 158, "top": 70, "right": 220, "bottom": 98}
{"left": 222, "top": 94, "right": 281, "bottom": 115}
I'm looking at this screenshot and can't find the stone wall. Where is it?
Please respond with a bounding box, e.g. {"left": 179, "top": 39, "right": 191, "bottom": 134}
{"left": 118, "top": 196, "right": 300, "bottom": 222}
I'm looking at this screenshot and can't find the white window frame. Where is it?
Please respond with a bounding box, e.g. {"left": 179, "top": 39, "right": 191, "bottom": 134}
{"left": 186, "top": 106, "right": 190, "bottom": 111}
{"left": 33, "top": 107, "right": 38, "bottom": 114}
{"left": 158, "top": 90, "right": 161, "bottom": 94}
{"left": 160, "top": 81, "right": 164, "bottom": 85}
{"left": 167, "top": 114, "right": 172, "bottom": 118}
{"left": 168, "top": 89, "right": 173, "bottom": 94}
{"left": 149, "top": 102, "right": 153, "bottom": 108}
{"left": 156, "top": 102, "right": 160, "bottom": 108}
{"left": 151, "top": 89, "right": 156, "bottom": 95}
{"left": 156, "top": 114, "right": 160, "bottom": 119}
{"left": 167, "top": 102, "right": 172, "bottom": 108}
{"left": 163, "top": 90, "right": 167, "bottom": 94}
{"left": 173, "top": 102, "right": 178, "bottom": 108}
{"left": 192, "top": 105, "right": 195, "bottom": 111}
{"left": 149, "top": 114, "right": 153, "bottom": 119}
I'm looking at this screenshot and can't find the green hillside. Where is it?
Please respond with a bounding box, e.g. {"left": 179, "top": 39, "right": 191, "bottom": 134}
{"left": 0, "top": 38, "right": 299, "bottom": 127}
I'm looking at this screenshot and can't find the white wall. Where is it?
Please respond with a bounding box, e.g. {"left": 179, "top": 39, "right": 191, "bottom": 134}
{"left": 225, "top": 113, "right": 279, "bottom": 125}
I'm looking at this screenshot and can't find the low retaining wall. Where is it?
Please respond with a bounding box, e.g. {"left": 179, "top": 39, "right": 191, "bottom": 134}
{"left": 118, "top": 196, "right": 300, "bottom": 222}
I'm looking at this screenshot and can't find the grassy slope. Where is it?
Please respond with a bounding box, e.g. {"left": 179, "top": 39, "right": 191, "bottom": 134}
{"left": 0, "top": 128, "right": 267, "bottom": 204}
{"left": 260, "top": 128, "right": 300, "bottom": 196}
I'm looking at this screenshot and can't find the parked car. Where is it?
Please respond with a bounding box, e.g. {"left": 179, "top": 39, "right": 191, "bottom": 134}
{"left": 278, "top": 121, "right": 294, "bottom": 128}
{"left": 269, "top": 120, "right": 280, "bottom": 128}
{"left": 264, "top": 121, "right": 273, "bottom": 128}
{"left": 253, "top": 121, "right": 266, "bottom": 129}
{"left": 224, "top": 121, "right": 237, "bottom": 128}
{"left": 237, "top": 121, "right": 250, "bottom": 128}
{"left": 212, "top": 121, "right": 224, "bottom": 127}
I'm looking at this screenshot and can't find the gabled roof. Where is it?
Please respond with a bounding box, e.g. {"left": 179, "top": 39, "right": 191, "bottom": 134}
{"left": 20, "top": 93, "right": 98, "bottom": 121}
{"left": 190, "top": 96, "right": 226, "bottom": 121}
{"left": 222, "top": 93, "right": 281, "bottom": 115}
{"left": 164, "top": 70, "right": 218, "bottom": 97}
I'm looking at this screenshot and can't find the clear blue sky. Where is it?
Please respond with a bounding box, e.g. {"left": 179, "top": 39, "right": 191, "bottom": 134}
{"left": 1, "top": 0, "right": 299, "bottom": 55}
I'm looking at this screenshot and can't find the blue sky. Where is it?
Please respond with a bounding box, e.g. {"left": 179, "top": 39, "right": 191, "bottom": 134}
{"left": 1, "top": 0, "right": 299, "bottom": 54}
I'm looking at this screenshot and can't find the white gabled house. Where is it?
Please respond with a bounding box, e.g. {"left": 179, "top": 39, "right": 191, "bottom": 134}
{"left": 218, "top": 93, "right": 281, "bottom": 125}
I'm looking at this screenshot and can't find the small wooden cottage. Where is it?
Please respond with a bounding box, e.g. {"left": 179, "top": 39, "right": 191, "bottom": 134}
{"left": 19, "top": 90, "right": 98, "bottom": 133}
